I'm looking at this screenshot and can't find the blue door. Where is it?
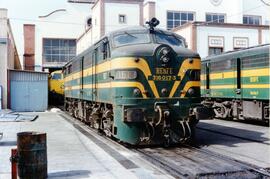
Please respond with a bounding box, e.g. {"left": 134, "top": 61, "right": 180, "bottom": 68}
{"left": 10, "top": 71, "right": 48, "bottom": 112}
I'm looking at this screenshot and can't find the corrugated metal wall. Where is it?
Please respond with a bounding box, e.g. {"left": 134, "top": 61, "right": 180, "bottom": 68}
{"left": 9, "top": 70, "right": 48, "bottom": 112}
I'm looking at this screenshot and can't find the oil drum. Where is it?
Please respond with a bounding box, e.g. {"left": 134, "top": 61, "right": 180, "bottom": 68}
{"left": 17, "top": 132, "right": 47, "bottom": 179}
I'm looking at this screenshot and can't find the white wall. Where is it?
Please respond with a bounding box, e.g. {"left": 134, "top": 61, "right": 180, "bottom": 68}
{"left": 35, "top": 3, "right": 91, "bottom": 70}
{"left": 104, "top": 3, "right": 140, "bottom": 34}
{"left": 262, "top": 29, "right": 270, "bottom": 44}
{"left": 176, "top": 25, "right": 192, "bottom": 49}
{"left": 77, "top": 29, "right": 93, "bottom": 54}
{"left": 91, "top": 0, "right": 101, "bottom": 44}
{"left": 77, "top": 1, "right": 142, "bottom": 54}
{"left": 145, "top": 0, "right": 243, "bottom": 29}
{"left": 197, "top": 26, "right": 260, "bottom": 57}
{"left": 243, "top": 0, "right": 270, "bottom": 25}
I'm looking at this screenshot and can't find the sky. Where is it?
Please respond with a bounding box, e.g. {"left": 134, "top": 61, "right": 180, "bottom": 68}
{"left": 0, "top": 0, "right": 70, "bottom": 61}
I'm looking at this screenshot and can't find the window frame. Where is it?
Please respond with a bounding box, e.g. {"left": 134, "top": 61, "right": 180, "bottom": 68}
{"left": 205, "top": 13, "right": 226, "bottom": 23}
{"left": 94, "top": 38, "right": 111, "bottom": 63}
{"left": 42, "top": 38, "right": 76, "bottom": 64}
{"left": 153, "top": 31, "right": 185, "bottom": 47}
{"left": 119, "top": 14, "right": 127, "bottom": 24}
{"left": 166, "top": 11, "right": 195, "bottom": 30}
{"left": 243, "top": 15, "right": 262, "bottom": 25}
{"left": 208, "top": 47, "right": 223, "bottom": 56}
{"left": 112, "top": 32, "right": 151, "bottom": 48}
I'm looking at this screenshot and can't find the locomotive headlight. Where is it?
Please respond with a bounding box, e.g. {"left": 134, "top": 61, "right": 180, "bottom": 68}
{"left": 115, "top": 70, "right": 137, "bottom": 80}
{"left": 133, "top": 88, "right": 141, "bottom": 96}
{"left": 160, "top": 47, "right": 171, "bottom": 63}
{"left": 188, "top": 88, "right": 195, "bottom": 96}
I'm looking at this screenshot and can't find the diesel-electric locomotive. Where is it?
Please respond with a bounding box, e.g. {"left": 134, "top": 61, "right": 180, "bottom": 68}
{"left": 201, "top": 44, "right": 269, "bottom": 123}
{"left": 64, "top": 19, "right": 209, "bottom": 145}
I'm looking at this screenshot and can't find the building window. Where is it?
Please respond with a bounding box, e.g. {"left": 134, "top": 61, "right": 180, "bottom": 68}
{"left": 206, "top": 13, "right": 225, "bottom": 23}
{"left": 233, "top": 37, "right": 248, "bottom": 50}
{"left": 167, "top": 11, "right": 194, "bottom": 30}
{"left": 209, "top": 47, "right": 223, "bottom": 55}
{"left": 43, "top": 39, "right": 76, "bottom": 63}
{"left": 119, "top": 14, "right": 126, "bottom": 24}
{"left": 243, "top": 15, "right": 261, "bottom": 25}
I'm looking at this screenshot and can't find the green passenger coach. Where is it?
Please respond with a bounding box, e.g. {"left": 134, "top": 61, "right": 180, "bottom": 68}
{"left": 201, "top": 44, "right": 269, "bottom": 122}
{"left": 63, "top": 19, "right": 211, "bottom": 146}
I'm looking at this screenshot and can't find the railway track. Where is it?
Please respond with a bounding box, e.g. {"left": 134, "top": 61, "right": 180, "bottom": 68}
{"left": 60, "top": 111, "right": 270, "bottom": 179}
{"left": 134, "top": 145, "right": 270, "bottom": 178}
{"left": 196, "top": 125, "right": 270, "bottom": 146}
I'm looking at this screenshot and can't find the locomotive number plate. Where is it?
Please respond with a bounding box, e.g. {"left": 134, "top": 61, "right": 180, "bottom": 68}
{"left": 148, "top": 67, "right": 180, "bottom": 81}
{"left": 151, "top": 75, "right": 180, "bottom": 81}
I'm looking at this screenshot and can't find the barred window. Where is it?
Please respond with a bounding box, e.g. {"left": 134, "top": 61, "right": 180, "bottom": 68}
{"left": 167, "top": 11, "right": 194, "bottom": 30}
{"left": 206, "top": 13, "right": 225, "bottom": 23}
{"left": 43, "top": 39, "right": 76, "bottom": 63}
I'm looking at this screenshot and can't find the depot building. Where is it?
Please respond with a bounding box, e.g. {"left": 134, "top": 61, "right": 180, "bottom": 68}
{"left": 25, "top": 0, "right": 270, "bottom": 72}
{"left": 77, "top": 0, "right": 269, "bottom": 57}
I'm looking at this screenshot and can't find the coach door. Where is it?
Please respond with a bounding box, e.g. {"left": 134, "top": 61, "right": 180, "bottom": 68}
{"left": 235, "top": 57, "right": 242, "bottom": 99}
{"left": 80, "top": 57, "right": 84, "bottom": 99}
{"left": 92, "top": 49, "right": 98, "bottom": 101}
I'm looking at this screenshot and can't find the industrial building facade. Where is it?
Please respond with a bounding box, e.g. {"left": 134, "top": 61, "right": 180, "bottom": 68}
{"left": 76, "top": 0, "right": 269, "bottom": 57}
{"left": 34, "top": 0, "right": 94, "bottom": 72}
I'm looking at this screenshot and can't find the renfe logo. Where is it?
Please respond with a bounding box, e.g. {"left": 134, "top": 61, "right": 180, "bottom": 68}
{"left": 210, "top": 0, "right": 223, "bottom": 6}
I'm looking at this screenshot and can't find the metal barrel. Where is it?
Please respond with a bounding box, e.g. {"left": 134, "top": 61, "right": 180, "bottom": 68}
{"left": 17, "top": 132, "right": 47, "bottom": 179}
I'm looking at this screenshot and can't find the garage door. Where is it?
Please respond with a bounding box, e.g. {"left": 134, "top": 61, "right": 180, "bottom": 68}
{"left": 9, "top": 70, "right": 48, "bottom": 112}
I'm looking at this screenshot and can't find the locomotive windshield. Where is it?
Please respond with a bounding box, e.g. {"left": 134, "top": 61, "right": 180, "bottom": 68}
{"left": 113, "top": 32, "right": 150, "bottom": 47}
{"left": 155, "top": 32, "right": 184, "bottom": 47}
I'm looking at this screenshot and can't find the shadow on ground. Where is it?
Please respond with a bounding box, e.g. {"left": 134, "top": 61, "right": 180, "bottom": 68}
{"left": 0, "top": 140, "right": 17, "bottom": 146}
{"left": 195, "top": 122, "right": 269, "bottom": 147}
{"left": 48, "top": 170, "right": 91, "bottom": 178}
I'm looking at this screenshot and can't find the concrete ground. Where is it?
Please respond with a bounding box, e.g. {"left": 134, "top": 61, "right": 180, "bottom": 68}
{"left": 0, "top": 111, "right": 172, "bottom": 179}
{"left": 1, "top": 111, "right": 269, "bottom": 179}
{"left": 196, "top": 119, "right": 270, "bottom": 168}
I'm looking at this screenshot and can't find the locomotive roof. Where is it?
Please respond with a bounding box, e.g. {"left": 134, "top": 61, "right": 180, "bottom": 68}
{"left": 203, "top": 43, "right": 270, "bottom": 62}
{"left": 107, "top": 26, "right": 180, "bottom": 37}
{"left": 64, "top": 26, "right": 195, "bottom": 67}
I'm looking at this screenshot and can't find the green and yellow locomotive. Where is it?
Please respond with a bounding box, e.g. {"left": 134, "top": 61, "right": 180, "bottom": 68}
{"left": 201, "top": 44, "right": 269, "bottom": 123}
{"left": 64, "top": 20, "right": 209, "bottom": 145}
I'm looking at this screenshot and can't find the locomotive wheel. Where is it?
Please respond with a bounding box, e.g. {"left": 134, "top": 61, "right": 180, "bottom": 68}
{"left": 213, "top": 103, "right": 228, "bottom": 119}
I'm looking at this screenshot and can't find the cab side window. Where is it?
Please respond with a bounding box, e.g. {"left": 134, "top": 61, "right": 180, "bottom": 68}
{"left": 96, "top": 39, "right": 110, "bottom": 63}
